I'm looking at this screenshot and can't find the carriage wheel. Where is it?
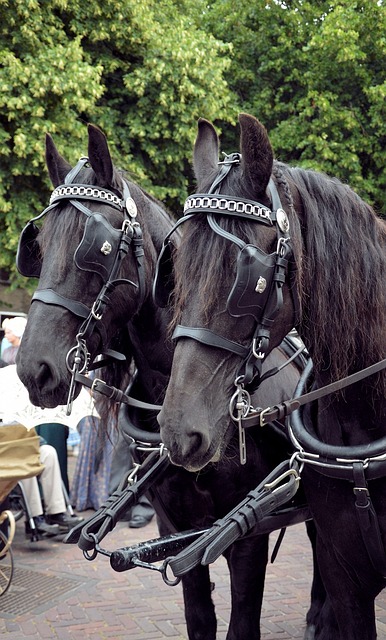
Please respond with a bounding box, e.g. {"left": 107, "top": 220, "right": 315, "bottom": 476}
{"left": 0, "top": 511, "right": 15, "bottom": 596}
{"left": 8, "top": 484, "right": 26, "bottom": 522}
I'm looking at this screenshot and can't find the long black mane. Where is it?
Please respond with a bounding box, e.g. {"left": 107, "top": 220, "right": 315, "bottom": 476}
{"left": 284, "top": 165, "right": 386, "bottom": 391}
{"left": 173, "top": 161, "right": 386, "bottom": 392}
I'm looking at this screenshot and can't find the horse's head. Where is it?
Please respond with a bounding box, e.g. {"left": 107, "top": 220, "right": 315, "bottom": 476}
{"left": 158, "top": 114, "right": 299, "bottom": 471}
{"left": 16, "top": 124, "right": 170, "bottom": 408}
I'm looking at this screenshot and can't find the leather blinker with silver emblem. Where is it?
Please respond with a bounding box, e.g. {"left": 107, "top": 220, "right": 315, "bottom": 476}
{"left": 101, "top": 241, "right": 112, "bottom": 255}
{"left": 255, "top": 276, "right": 266, "bottom": 293}
{"left": 74, "top": 213, "right": 122, "bottom": 280}
{"left": 227, "top": 244, "right": 277, "bottom": 320}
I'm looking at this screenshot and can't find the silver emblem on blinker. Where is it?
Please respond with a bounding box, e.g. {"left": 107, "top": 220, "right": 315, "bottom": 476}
{"left": 126, "top": 197, "right": 137, "bottom": 217}
{"left": 276, "top": 208, "right": 289, "bottom": 233}
{"left": 255, "top": 276, "right": 267, "bottom": 293}
{"left": 100, "top": 241, "right": 112, "bottom": 255}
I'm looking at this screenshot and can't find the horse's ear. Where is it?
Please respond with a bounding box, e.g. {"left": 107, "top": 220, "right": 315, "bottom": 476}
{"left": 239, "top": 114, "right": 273, "bottom": 195}
{"left": 45, "top": 134, "right": 72, "bottom": 187}
{"left": 193, "top": 118, "right": 219, "bottom": 188}
{"left": 87, "top": 124, "right": 114, "bottom": 187}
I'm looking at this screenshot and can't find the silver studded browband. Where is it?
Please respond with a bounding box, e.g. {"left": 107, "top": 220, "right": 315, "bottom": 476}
{"left": 50, "top": 184, "right": 124, "bottom": 210}
{"left": 184, "top": 194, "right": 273, "bottom": 224}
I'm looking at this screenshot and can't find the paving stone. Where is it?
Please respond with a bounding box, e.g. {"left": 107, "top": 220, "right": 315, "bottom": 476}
{"left": 2, "top": 489, "right": 386, "bottom": 639}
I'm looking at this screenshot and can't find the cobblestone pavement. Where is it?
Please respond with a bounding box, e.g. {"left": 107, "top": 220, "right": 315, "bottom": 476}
{"left": 1, "top": 513, "right": 386, "bottom": 640}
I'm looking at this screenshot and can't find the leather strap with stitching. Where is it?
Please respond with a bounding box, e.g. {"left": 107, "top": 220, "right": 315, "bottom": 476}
{"left": 168, "top": 459, "right": 301, "bottom": 576}
{"left": 250, "top": 357, "right": 386, "bottom": 428}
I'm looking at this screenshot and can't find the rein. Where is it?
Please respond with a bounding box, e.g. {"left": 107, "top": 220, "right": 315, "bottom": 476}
{"left": 243, "top": 356, "right": 386, "bottom": 431}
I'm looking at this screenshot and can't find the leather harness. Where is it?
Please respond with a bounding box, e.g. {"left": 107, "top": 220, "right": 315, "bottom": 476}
{"left": 17, "top": 153, "right": 386, "bottom": 581}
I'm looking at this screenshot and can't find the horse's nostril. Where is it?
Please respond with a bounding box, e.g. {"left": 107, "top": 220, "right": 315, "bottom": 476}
{"left": 35, "top": 361, "right": 56, "bottom": 390}
{"left": 182, "top": 432, "right": 203, "bottom": 458}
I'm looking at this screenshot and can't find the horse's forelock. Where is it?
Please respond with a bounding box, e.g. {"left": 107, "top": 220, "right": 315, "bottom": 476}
{"left": 171, "top": 216, "right": 238, "bottom": 328}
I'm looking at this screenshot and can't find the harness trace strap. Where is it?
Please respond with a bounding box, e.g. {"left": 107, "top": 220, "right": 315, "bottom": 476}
{"left": 64, "top": 450, "right": 170, "bottom": 551}
{"left": 168, "top": 459, "right": 302, "bottom": 577}
{"left": 253, "top": 357, "right": 386, "bottom": 430}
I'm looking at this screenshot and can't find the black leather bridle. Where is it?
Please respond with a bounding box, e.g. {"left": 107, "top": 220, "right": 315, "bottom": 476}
{"left": 16, "top": 157, "right": 146, "bottom": 413}
{"left": 154, "top": 153, "right": 297, "bottom": 462}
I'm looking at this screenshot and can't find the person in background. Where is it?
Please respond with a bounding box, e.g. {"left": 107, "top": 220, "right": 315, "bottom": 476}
{"left": 2, "top": 316, "right": 27, "bottom": 364}
{"left": 21, "top": 441, "right": 84, "bottom": 537}
{"left": 35, "top": 423, "right": 70, "bottom": 493}
{"left": 1, "top": 319, "right": 11, "bottom": 355}
{"left": 0, "top": 358, "right": 83, "bottom": 537}
{"left": 1, "top": 318, "right": 71, "bottom": 492}
{"left": 70, "top": 392, "right": 115, "bottom": 512}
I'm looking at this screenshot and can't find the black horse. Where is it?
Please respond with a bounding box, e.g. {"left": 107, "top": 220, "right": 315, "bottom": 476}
{"left": 16, "top": 124, "right": 322, "bottom": 640}
{"left": 158, "top": 114, "right": 386, "bottom": 639}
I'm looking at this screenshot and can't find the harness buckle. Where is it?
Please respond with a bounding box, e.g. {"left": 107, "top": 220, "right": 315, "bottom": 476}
{"left": 121, "top": 218, "right": 133, "bottom": 235}
{"left": 259, "top": 406, "right": 272, "bottom": 427}
{"left": 353, "top": 486, "right": 370, "bottom": 508}
{"left": 252, "top": 338, "right": 266, "bottom": 360}
{"left": 127, "top": 463, "right": 141, "bottom": 485}
{"left": 90, "top": 377, "right": 105, "bottom": 395}
{"left": 91, "top": 300, "right": 103, "bottom": 320}
{"left": 277, "top": 236, "right": 291, "bottom": 257}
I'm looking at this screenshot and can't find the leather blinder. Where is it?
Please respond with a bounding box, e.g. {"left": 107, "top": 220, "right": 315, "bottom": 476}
{"left": 227, "top": 244, "right": 276, "bottom": 320}
{"left": 16, "top": 220, "right": 42, "bottom": 278}
{"left": 74, "top": 213, "right": 121, "bottom": 281}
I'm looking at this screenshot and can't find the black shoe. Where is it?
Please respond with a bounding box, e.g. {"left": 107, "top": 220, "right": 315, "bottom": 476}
{"left": 25, "top": 516, "right": 60, "bottom": 537}
{"left": 128, "top": 514, "right": 153, "bottom": 529}
{"left": 46, "top": 513, "right": 84, "bottom": 532}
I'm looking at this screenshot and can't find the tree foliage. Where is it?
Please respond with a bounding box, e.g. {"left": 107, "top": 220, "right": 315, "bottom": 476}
{"left": 0, "top": 0, "right": 233, "bottom": 284}
{"left": 0, "top": 0, "right": 384, "bottom": 290}
{"left": 203, "top": 0, "right": 385, "bottom": 213}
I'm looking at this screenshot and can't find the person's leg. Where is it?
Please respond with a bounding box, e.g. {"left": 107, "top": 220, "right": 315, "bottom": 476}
{"left": 35, "top": 424, "right": 70, "bottom": 492}
{"left": 19, "top": 477, "right": 44, "bottom": 518}
{"left": 38, "top": 444, "right": 84, "bottom": 532}
{"left": 129, "top": 497, "right": 155, "bottom": 528}
{"left": 19, "top": 477, "right": 61, "bottom": 536}
{"left": 109, "top": 432, "right": 155, "bottom": 528}
{"left": 38, "top": 444, "right": 67, "bottom": 515}
{"left": 108, "top": 428, "right": 131, "bottom": 495}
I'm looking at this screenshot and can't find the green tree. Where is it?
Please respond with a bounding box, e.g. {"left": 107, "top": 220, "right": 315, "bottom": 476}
{"left": 0, "top": 0, "right": 234, "bottom": 284}
{"left": 203, "top": 0, "right": 385, "bottom": 213}
{"left": 1, "top": 0, "right": 384, "bottom": 291}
